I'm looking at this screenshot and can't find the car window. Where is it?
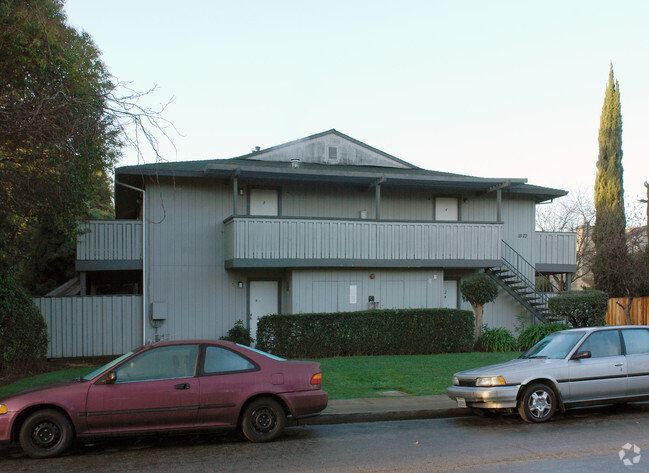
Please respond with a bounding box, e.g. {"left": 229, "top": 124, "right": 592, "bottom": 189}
{"left": 115, "top": 344, "right": 198, "bottom": 382}
{"left": 522, "top": 331, "right": 585, "bottom": 359}
{"left": 578, "top": 331, "right": 621, "bottom": 358}
{"left": 622, "top": 329, "right": 649, "bottom": 355}
{"left": 203, "top": 346, "right": 256, "bottom": 374}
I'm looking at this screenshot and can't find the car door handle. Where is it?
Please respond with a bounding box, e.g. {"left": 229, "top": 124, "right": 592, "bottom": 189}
{"left": 614, "top": 363, "right": 624, "bottom": 367}
{"left": 174, "top": 383, "right": 190, "bottom": 390}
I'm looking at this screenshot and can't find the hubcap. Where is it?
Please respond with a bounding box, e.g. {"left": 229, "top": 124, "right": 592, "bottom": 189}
{"left": 32, "top": 421, "right": 61, "bottom": 449}
{"left": 528, "top": 390, "right": 552, "bottom": 419}
{"left": 251, "top": 407, "right": 276, "bottom": 433}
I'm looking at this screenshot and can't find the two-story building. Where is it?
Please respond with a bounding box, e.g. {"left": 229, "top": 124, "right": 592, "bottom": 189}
{"left": 37, "top": 130, "right": 577, "bottom": 357}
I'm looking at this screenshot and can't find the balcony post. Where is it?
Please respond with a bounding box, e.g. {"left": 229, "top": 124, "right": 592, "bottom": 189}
{"left": 233, "top": 177, "right": 238, "bottom": 216}
{"left": 376, "top": 184, "right": 381, "bottom": 220}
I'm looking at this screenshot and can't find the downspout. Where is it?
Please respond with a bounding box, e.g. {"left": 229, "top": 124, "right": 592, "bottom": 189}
{"left": 116, "top": 181, "right": 147, "bottom": 346}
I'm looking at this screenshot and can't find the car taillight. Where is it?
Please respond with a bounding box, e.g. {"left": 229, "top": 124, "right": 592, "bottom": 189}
{"left": 310, "top": 372, "right": 322, "bottom": 385}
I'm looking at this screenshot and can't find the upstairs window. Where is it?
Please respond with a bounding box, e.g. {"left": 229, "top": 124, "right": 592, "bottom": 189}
{"left": 327, "top": 146, "right": 339, "bottom": 163}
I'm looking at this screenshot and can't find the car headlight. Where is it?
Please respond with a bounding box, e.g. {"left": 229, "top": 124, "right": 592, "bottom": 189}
{"left": 452, "top": 376, "right": 459, "bottom": 386}
{"left": 475, "top": 376, "right": 506, "bottom": 387}
{"left": 0, "top": 404, "right": 7, "bottom": 415}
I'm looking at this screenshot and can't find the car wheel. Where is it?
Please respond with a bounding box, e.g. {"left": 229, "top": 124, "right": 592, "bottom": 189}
{"left": 241, "top": 398, "right": 286, "bottom": 442}
{"left": 19, "top": 409, "right": 73, "bottom": 458}
{"left": 518, "top": 383, "right": 557, "bottom": 423}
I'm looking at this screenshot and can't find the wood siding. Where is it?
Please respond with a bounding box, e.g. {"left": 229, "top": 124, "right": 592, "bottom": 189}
{"left": 36, "top": 296, "right": 142, "bottom": 358}
{"left": 225, "top": 217, "right": 503, "bottom": 263}
{"left": 77, "top": 220, "right": 142, "bottom": 260}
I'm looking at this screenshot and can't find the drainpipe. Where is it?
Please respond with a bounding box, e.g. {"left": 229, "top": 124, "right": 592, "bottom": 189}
{"left": 116, "top": 181, "right": 147, "bottom": 346}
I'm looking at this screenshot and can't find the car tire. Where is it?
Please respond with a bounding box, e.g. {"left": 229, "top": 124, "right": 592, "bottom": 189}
{"left": 19, "top": 409, "right": 73, "bottom": 458}
{"left": 518, "top": 383, "right": 557, "bottom": 423}
{"left": 241, "top": 398, "right": 286, "bottom": 442}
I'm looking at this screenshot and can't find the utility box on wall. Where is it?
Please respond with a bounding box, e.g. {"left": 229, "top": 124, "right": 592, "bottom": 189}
{"left": 151, "top": 302, "right": 168, "bottom": 321}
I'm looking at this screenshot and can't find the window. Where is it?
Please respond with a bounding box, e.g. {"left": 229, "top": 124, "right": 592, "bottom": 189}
{"left": 327, "top": 146, "right": 338, "bottom": 162}
{"left": 203, "top": 346, "right": 256, "bottom": 374}
{"left": 622, "top": 329, "right": 649, "bottom": 355}
{"left": 578, "top": 331, "right": 621, "bottom": 358}
{"left": 114, "top": 344, "right": 198, "bottom": 382}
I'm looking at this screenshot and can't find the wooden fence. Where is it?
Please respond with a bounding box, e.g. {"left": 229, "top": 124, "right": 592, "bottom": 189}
{"left": 35, "top": 295, "right": 142, "bottom": 358}
{"left": 606, "top": 297, "right": 649, "bottom": 325}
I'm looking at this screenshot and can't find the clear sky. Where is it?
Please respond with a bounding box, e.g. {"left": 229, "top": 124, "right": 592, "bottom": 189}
{"left": 64, "top": 0, "right": 648, "bottom": 217}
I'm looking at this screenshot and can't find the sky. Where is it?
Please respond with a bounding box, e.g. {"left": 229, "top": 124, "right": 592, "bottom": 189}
{"left": 63, "top": 0, "right": 648, "bottom": 219}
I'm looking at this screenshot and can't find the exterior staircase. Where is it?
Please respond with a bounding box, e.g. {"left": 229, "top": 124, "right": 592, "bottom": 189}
{"left": 486, "top": 241, "right": 558, "bottom": 324}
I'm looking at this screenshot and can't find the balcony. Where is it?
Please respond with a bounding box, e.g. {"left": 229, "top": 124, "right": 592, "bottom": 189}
{"left": 224, "top": 216, "right": 503, "bottom": 269}
{"left": 535, "top": 231, "right": 577, "bottom": 273}
{"left": 76, "top": 220, "right": 143, "bottom": 271}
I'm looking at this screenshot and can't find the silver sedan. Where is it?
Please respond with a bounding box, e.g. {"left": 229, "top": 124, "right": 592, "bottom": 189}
{"left": 446, "top": 325, "right": 649, "bottom": 422}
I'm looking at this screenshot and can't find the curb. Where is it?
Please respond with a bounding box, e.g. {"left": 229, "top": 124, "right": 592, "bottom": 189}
{"left": 296, "top": 407, "right": 472, "bottom": 426}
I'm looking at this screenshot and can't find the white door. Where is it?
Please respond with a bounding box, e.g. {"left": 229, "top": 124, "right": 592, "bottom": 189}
{"left": 249, "top": 281, "right": 279, "bottom": 343}
{"left": 442, "top": 280, "right": 458, "bottom": 308}
{"left": 249, "top": 188, "right": 278, "bottom": 216}
{"left": 435, "top": 197, "right": 458, "bottom": 221}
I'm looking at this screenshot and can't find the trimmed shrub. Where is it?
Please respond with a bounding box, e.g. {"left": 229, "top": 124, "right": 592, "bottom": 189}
{"left": 548, "top": 290, "right": 608, "bottom": 327}
{"left": 461, "top": 274, "right": 499, "bottom": 338}
{"left": 220, "top": 320, "right": 254, "bottom": 346}
{"left": 0, "top": 275, "right": 49, "bottom": 376}
{"left": 256, "top": 308, "right": 474, "bottom": 358}
{"left": 478, "top": 327, "right": 517, "bottom": 352}
{"left": 517, "top": 323, "right": 568, "bottom": 351}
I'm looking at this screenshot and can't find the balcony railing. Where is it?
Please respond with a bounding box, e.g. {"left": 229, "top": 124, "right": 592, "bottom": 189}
{"left": 77, "top": 220, "right": 142, "bottom": 261}
{"left": 535, "top": 231, "right": 577, "bottom": 271}
{"left": 224, "top": 217, "right": 503, "bottom": 267}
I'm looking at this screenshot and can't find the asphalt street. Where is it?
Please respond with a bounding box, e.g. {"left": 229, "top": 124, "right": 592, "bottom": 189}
{"left": 2, "top": 403, "right": 649, "bottom": 472}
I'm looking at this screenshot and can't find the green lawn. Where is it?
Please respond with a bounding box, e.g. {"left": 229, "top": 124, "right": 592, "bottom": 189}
{"left": 0, "top": 352, "right": 521, "bottom": 400}
{"left": 316, "top": 352, "right": 520, "bottom": 399}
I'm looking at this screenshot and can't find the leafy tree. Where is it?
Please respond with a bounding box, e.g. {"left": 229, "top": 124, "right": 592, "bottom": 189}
{"left": 593, "top": 64, "right": 627, "bottom": 298}
{"left": 461, "top": 274, "right": 498, "bottom": 339}
{"left": 0, "top": 0, "right": 118, "bottom": 293}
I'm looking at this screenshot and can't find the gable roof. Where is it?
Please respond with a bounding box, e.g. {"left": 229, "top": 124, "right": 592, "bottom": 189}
{"left": 115, "top": 130, "right": 568, "bottom": 214}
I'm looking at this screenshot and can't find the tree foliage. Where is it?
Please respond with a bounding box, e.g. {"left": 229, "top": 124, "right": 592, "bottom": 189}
{"left": 593, "top": 64, "right": 627, "bottom": 297}
{"left": 461, "top": 274, "right": 499, "bottom": 339}
{"left": 0, "top": 0, "right": 117, "bottom": 293}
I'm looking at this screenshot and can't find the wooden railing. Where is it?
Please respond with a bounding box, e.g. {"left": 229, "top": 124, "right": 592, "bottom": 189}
{"left": 77, "top": 220, "right": 142, "bottom": 261}
{"left": 224, "top": 217, "right": 503, "bottom": 263}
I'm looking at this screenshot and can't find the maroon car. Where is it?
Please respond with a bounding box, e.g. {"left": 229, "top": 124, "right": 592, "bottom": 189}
{"left": 0, "top": 340, "right": 328, "bottom": 458}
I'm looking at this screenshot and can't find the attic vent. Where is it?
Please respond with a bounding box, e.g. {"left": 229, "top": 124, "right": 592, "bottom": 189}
{"left": 328, "top": 146, "right": 338, "bottom": 162}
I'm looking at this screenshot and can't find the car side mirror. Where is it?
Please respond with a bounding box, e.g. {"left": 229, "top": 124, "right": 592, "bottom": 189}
{"left": 572, "top": 351, "right": 591, "bottom": 360}
{"left": 104, "top": 371, "right": 117, "bottom": 384}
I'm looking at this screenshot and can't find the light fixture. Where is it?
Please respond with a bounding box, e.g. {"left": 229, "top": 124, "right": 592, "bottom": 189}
{"left": 238, "top": 281, "right": 244, "bottom": 288}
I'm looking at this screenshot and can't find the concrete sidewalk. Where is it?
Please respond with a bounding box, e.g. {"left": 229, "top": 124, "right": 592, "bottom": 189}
{"left": 298, "top": 394, "right": 471, "bottom": 426}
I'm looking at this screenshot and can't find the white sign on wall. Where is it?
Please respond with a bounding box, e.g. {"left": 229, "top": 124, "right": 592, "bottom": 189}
{"left": 350, "top": 285, "right": 357, "bottom": 304}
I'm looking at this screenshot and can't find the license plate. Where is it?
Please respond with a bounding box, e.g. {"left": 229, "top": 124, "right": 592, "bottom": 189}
{"left": 457, "top": 398, "right": 467, "bottom": 408}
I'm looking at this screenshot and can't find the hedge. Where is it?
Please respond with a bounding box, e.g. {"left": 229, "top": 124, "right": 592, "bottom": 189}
{"left": 256, "top": 308, "right": 474, "bottom": 358}
{"left": 0, "top": 275, "right": 49, "bottom": 376}
{"left": 548, "top": 290, "right": 608, "bottom": 327}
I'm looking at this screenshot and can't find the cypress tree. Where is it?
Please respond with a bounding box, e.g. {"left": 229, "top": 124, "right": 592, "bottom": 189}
{"left": 593, "top": 64, "right": 627, "bottom": 296}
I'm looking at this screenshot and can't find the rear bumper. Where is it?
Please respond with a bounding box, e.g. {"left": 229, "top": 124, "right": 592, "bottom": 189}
{"left": 280, "top": 390, "right": 328, "bottom": 418}
{"left": 446, "top": 385, "right": 519, "bottom": 409}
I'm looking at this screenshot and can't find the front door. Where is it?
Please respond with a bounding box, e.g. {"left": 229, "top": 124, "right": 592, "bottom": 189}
{"left": 442, "top": 280, "right": 458, "bottom": 308}
{"left": 249, "top": 188, "right": 278, "bottom": 216}
{"left": 249, "top": 280, "right": 279, "bottom": 342}
{"left": 567, "top": 330, "right": 627, "bottom": 402}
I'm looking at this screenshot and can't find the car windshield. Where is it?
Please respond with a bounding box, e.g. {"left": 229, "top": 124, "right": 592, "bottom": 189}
{"left": 81, "top": 351, "right": 134, "bottom": 381}
{"left": 520, "top": 331, "right": 586, "bottom": 359}
{"left": 236, "top": 344, "right": 286, "bottom": 361}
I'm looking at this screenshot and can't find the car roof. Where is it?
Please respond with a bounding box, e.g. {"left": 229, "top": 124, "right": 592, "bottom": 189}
{"left": 561, "top": 325, "right": 649, "bottom": 334}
